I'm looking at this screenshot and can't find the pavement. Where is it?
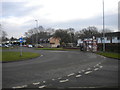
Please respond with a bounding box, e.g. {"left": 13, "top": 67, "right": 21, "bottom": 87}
{"left": 2, "top": 47, "right": 119, "bottom": 89}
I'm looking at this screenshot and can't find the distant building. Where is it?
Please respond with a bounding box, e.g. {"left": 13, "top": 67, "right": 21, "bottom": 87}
{"left": 49, "top": 37, "right": 61, "bottom": 48}
{"left": 77, "top": 32, "right": 120, "bottom": 46}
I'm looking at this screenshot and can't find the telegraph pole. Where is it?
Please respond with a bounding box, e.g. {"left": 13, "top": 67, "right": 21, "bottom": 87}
{"left": 35, "top": 20, "right": 38, "bottom": 44}
{"left": 103, "top": 0, "right": 105, "bottom": 52}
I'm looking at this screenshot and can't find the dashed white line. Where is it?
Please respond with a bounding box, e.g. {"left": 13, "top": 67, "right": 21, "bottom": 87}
{"left": 84, "top": 71, "right": 92, "bottom": 74}
{"left": 43, "top": 81, "right": 46, "bottom": 83}
{"left": 41, "top": 55, "right": 43, "bottom": 57}
{"left": 39, "top": 85, "right": 46, "bottom": 88}
{"left": 87, "top": 68, "right": 91, "bottom": 70}
{"left": 59, "top": 79, "right": 69, "bottom": 83}
{"left": 12, "top": 85, "right": 27, "bottom": 89}
{"left": 67, "top": 73, "right": 75, "bottom": 77}
{"left": 99, "top": 66, "right": 103, "bottom": 68}
{"left": 75, "top": 75, "right": 82, "bottom": 78}
{"left": 94, "top": 68, "right": 99, "bottom": 71}
{"left": 58, "top": 77, "right": 62, "bottom": 79}
{"left": 96, "top": 64, "right": 99, "bottom": 66}
{"left": 82, "top": 70, "right": 85, "bottom": 72}
{"left": 52, "top": 79, "right": 55, "bottom": 81}
{"left": 33, "top": 82, "right": 40, "bottom": 85}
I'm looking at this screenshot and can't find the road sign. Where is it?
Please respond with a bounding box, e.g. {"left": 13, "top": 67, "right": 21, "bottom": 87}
{"left": 19, "top": 38, "right": 23, "bottom": 43}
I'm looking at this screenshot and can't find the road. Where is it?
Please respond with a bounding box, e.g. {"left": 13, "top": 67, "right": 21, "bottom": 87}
{"left": 2, "top": 47, "right": 119, "bottom": 89}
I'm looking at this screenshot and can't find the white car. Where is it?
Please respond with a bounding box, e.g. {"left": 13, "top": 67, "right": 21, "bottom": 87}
{"left": 4, "top": 45, "right": 9, "bottom": 48}
{"left": 28, "top": 45, "right": 33, "bottom": 48}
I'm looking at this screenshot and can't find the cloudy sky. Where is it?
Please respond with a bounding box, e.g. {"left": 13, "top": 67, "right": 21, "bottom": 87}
{"left": 1, "top": 0, "right": 119, "bottom": 38}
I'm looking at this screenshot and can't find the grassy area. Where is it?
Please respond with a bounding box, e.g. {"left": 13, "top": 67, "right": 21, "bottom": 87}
{"left": 96, "top": 52, "right": 120, "bottom": 59}
{"left": 0, "top": 47, "right": 18, "bottom": 50}
{"left": 2, "top": 51, "right": 40, "bottom": 62}
{"left": 35, "top": 48, "right": 80, "bottom": 51}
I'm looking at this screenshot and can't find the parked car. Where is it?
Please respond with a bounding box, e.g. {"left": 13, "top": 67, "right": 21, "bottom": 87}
{"left": 0, "top": 44, "right": 2, "bottom": 47}
{"left": 23, "top": 45, "right": 27, "bottom": 47}
{"left": 4, "top": 45, "right": 9, "bottom": 48}
{"left": 35, "top": 44, "right": 43, "bottom": 48}
{"left": 28, "top": 44, "right": 33, "bottom": 48}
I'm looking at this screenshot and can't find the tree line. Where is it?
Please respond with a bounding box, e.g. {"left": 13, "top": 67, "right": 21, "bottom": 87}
{"left": 25, "top": 26, "right": 112, "bottom": 45}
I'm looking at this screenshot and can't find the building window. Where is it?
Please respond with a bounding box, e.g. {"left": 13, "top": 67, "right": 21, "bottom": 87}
{"left": 117, "top": 37, "right": 120, "bottom": 40}
{"left": 107, "top": 37, "right": 111, "bottom": 40}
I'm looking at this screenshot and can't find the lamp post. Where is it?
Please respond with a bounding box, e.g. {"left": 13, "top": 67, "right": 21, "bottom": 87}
{"left": 35, "top": 20, "right": 38, "bottom": 44}
{"left": 103, "top": 0, "right": 105, "bottom": 52}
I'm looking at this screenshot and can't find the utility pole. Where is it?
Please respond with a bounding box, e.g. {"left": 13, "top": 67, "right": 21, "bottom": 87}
{"left": 35, "top": 20, "right": 38, "bottom": 45}
{"left": 103, "top": 0, "right": 105, "bottom": 52}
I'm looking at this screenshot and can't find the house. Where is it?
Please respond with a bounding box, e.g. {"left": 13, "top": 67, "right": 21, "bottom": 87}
{"left": 49, "top": 37, "right": 61, "bottom": 48}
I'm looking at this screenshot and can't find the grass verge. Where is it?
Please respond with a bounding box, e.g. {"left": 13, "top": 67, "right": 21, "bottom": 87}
{"left": 96, "top": 52, "right": 120, "bottom": 59}
{"left": 35, "top": 48, "right": 80, "bottom": 51}
{"left": 2, "top": 51, "right": 40, "bottom": 62}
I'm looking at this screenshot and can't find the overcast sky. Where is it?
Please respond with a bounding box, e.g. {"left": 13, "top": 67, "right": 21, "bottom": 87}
{"left": 1, "top": 0, "right": 119, "bottom": 38}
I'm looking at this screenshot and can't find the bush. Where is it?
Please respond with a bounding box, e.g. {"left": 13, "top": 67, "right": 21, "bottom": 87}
{"left": 97, "top": 43, "right": 120, "bottom": 53}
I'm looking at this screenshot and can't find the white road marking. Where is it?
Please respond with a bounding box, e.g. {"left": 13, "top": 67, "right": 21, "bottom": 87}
{"left": 94, "top": 68, "right": 99, "bottom": 71}
{"left": 12, "top": 85, "right": 27, "bottom": 89}
{"left": 52, "top": 79, "right": 55, "bottom": 81}
{"left": 41, "top": 55, "right": 43, "bottom": 57}
{"left": 84, "top": 71, "right": 92, "bottom": 74}
{"left": 78, "top": 71, "right": 81, "bottom": 73}
{"left": 98, "top": 62, "right": 101, "bottom": 64}
{"left": 87, "top": 68, "right": 91, "bottom": 70}
{"left": 58, "top": 77, "right": 62, "bottom": 79}
{"left": 99, "top": 66, "right": 103, "bottom": 68}
{"left": 39, "top": 85, "right": 46, "bottom": 88}
{"left": 67, "top": 73, "right": 75, "bottom": 77}
{"left": 96, "top": 64, "right": 99, "bottom": 66}
{"left": 59, "top": 79, "right": 69, "bottom": 83}
{"left": 33, "top": 82, "right": 40, "bottom": 85}
{"left": 82, "top": 70, "right": 85, "bottom": 72}
{"left": 43, "top": 81, "right": 46, "bottom": 83}
{"left": 75, "top": 75, "right": 82, "bottom": 78}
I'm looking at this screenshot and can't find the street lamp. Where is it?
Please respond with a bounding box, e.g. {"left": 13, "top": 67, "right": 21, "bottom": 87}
{"left": 103, "top": 0, "right": 105, "bottom": 52}
{"left": 35, "top": 20, "right": 38, "bottom": 44}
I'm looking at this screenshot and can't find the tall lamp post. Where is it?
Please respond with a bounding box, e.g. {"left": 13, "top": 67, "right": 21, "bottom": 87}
{"left": 35, "top": 20, "right": 38, "bottom": 44}
{"left": 103, "top": 0, "right": 105, "bottom": 52}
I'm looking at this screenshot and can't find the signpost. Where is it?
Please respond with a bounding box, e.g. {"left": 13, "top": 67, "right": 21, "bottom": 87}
{"left": 19, "top": 37, "right": 23, "bottom": 56}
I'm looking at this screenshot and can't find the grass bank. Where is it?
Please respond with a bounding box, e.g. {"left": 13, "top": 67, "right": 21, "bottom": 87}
{"left": 2, "top": 51, "right": 40, "bottom": 62}
{"left": 96, "top": 52, "right": 120, "bottom": 59}
{"left": 35, "top": 48, "right": 80, "bottom": 51}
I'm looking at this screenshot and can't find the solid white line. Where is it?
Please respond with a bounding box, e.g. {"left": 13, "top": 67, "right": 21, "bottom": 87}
{"left": 39, "top": 85, "right": 46, "bottom": 88}
{"left": 67, "top": 73, "right": 75, "bottom": 77}
{"left": 59, "top": 79, "right": 69, "bottom": 83}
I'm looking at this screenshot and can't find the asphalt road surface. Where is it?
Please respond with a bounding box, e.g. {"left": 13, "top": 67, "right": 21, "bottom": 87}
{"left": 2, "top": 47, "right": 119, "bottom": 89}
